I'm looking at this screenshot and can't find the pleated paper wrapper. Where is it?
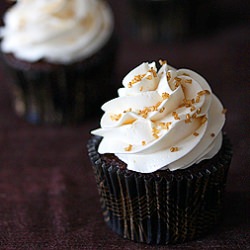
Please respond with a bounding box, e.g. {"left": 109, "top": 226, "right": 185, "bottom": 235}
{"left": 88, "top": 135, "right": 232, "bottom": 245}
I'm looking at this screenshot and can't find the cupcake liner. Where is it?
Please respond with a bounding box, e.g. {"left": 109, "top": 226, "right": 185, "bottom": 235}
{"left": 2, "top": 34, "right": 118, "bottom": 125}
{"left": 87, "top": 135, "right": 232, "bottom": 244}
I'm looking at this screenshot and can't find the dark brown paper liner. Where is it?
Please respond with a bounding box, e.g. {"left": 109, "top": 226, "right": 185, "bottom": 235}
{"left": 87, "top": 135, "right": 232, "bottom": 245}
{"left": 1, "top": 34, "right": 118, "bottom": 125}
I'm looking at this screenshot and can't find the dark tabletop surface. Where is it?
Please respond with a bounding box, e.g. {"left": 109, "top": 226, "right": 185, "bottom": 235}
{"left": 0, "top": 1, "right": 249, "bottom": 249}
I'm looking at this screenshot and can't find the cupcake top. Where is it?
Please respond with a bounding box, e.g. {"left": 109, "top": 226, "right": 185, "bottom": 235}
{"left": 0, "top": 0, "right": 114, "bottom": 64}
{"left": 92, "top": 60, "right": 226, "bottom": 173}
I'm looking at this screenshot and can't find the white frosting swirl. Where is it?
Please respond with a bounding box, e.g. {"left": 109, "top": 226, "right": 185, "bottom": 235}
{"left": 0, "top": 0, "right": 114, "bottom": 64}
{"left": 92, "top": 61, "right": 226, "bottom": 173}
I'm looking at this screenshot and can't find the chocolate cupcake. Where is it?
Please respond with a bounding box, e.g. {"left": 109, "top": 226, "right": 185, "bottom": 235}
{"left": 88, "top": 60, "right": 232, "bottom": 244}
{"left": 0, "top": 0, "right": 117, "bottom": 124}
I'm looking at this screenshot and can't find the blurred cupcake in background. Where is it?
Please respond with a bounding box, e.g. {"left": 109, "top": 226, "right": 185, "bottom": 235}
{"left": 0, "top": 0, "right": 118, "bottom": 125}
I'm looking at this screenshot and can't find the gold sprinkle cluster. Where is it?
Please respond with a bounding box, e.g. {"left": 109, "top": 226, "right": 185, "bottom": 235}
{"left": 128, "top": 67, "right": 158, "bottom": 88}
{"left": 110, "top": 114, "right": 122, "bottom": 121}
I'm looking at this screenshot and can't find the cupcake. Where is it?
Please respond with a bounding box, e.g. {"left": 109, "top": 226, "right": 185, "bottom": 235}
{"left": 87, "top": 60, "right": 232, "bottom": 244}
{"left": 0, "top": 0, "right": 117, "bottom": 124}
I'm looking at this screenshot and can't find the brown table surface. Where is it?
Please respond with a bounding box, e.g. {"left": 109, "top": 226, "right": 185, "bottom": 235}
{"left": 0, "top": 1, "right": 249, "bottom": 249}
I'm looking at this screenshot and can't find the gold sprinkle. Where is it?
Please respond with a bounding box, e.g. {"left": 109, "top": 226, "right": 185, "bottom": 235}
{"left": 110, "top": 114, "right": 122, "bottom": 121}
{"left": 160, "top": 122, "right": 172, "bottom": 130}
{"left": 138, "top": 108, "right": 149, "bottom": 118}
{"left": 211, "top": 133, "right": 215, "bottom": 137}
{"left": 125, "top": 144, "right": 133, "bottom": 151}
{"left": 181, "top": 85, "right": 186, "bottom": 92}
{"left": 172, "top": 112, "right": 180, "bottom": 120}
{"left": 142, "top": 141, "right": 146, "bottom": 146}
{"left": 192, "top": 113, "right": 197, "bottom": 119}
{"left": 175, "top": 82, "right": 180, "bottom": 89}
{"left": 170, "top": 147, "right": 179, "bottom": 152}
{"left": 148, "top": 67, "right": 157, "bottom": 77}
{"left": 185, "top": 114, "right": 191, "bottom": 123}
{"left": 197, "top": 108, "right": 201, "bottom": 114}
{"left": 162, "top": 92, "right": 170, "bottom": 100}
{"left": 123, "top": 108, "right": 132, "bottom": 113}
{"left": 123, "top": 118, "right": 136, "bottom": 125}
{"left": 198, "top": 90, "right": 211, "bottom": 96}
{"left": 190, "top": 106, "right": 196, "bottom": 112}
{"left": 178, "top": 103, "right": 186, "bottom": 108}
{"left": 150, "top": 106, "right": 157, "bottom": 112}
{"left": 153, "top": 134, "right": 159, "bottom": 139}
{"left": 222, "top": 108, "right": 227, "bottom": 114}
{"left": 196, "top": 96, "right": 201, "bottom": 103}
{"left": 152, "top": 127, "right": 160, "bottom": 139}
{"left": 139, "top": 86, "right": 143, "bottom": 91}
{"left": 193, "top": 132, "right": 199, "bottom": 136}
{"left": 183, "top": 73, "right": 190, "bottom": 76}
{"left": 146, "top": 75, "right": 152, "bottom": 80}
{"left": 183, "top": 99, "right": 193, "bottom": 108}
{"left": 175, "top": 77, "right": 182, "bottom": 82}
{"left": 159, "top": 59, "right": 167, "bottom": 65}
{"left": 201, "top": 115, "right": 208, "bottom": 124}
{"left": 167, "top": 72, "right": 171, "bottom": 81}
{"left": 185, "top": 79, "right": 192, "bottom": 84}
{"left": 159, "top": 107, "right": 165, "bottom": 113}
{"left": 155, "top": 102, "right": 162, "bottom": 108}
{"left": 128, "top": 73, "right": 146, "bottom": 88}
